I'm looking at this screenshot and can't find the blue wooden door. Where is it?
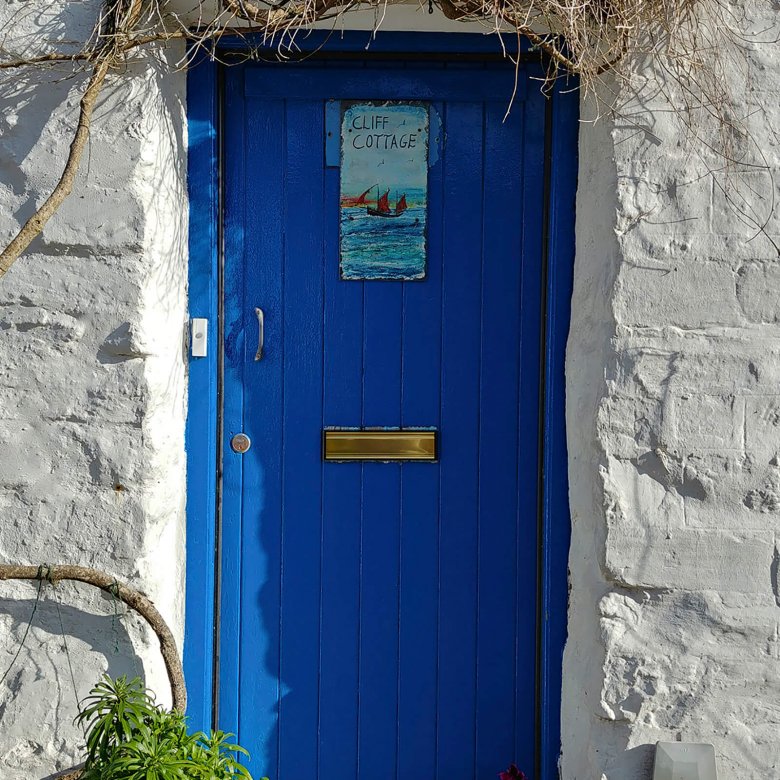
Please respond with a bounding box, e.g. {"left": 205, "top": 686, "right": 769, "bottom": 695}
{"left": 221, "top": 57, "right": 549, "bottom": 780}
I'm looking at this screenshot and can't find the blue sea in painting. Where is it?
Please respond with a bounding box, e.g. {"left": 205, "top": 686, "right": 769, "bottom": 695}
{"left": 340, "top": 102, "right": 428, "bottom": 281}
{"left": 340, "top": 188, "right": 427, "bottom": 281}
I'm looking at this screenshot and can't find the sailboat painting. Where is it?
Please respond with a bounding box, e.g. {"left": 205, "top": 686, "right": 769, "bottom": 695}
{"left": 340, "top": 102, "right": 428, "bottom": 280}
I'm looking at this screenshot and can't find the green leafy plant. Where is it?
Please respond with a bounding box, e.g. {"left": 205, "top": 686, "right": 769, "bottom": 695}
{"left": 76, "top": 675, "right": 261, "bottom": 780}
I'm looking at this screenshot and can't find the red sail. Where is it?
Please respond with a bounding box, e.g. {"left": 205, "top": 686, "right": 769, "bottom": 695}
{"left": 377, "top": 190, "right": 390, "bottom": 213}
{"left": 355, "top": 186, "right": 372, "bottom": 205}
{"left": 395, "top": 194, "right": 408, "bottom": 214}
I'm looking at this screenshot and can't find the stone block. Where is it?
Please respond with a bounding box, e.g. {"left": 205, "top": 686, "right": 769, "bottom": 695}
{"left": 605, "top": 525, "right": 772, "bottom": 592}
{"left": 737, "top": 261, "right": 780, "bottom": 324}
{"left": 745, "top": 397, "right": 780, "bottom": 457}
{"left": 591, "top": 587, "right": 780, "bottom": 778}
{"left": 39, "top": 185, "right": 145, "bottom": 253}
{"left": 605, "top": 455, "right": 686, "bottom": 530}
{"left": 663, "top": 393, "right": 744, "bottom": 453}
{"left": 682, "top": 453, "right": 780, "bottom": 530}
{"left": 711, "top": 171, "right": 780, "bottom": 238}
{"left": 667, "top": 349, "right": 773, "bottom": 397}
{"left": 598, "top": 396, "right": 663, "bottom": 458}
{"left": 611, "top": 345, "right": 776, "bottom": 398}
{"left": 614, "top": 259, "right": 745, "bottom": 329}
{"left": 608, "top": 348, "right": 677, "bottom": 399}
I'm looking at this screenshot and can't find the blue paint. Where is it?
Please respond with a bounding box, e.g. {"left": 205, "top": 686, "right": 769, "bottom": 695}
{"left": 476, "top": 98, "right": 526, "bottom": 777}
{"left": 428, "top": 105, "right": 442, "bottom": 168}
{"left": 435, "top": 100, "right": 485, "bottom": 779}
{"left": 244, "top": 65, "right": 525, "bottom": 101}
{"left": 275, "top": 98, "right": 327, "bottom": 780}
{"left": 213, "top": 66, "right": 245, "bottom": 738}
{"left": 357, "top": 255, "right": 404, "bottom": 778}
{"left": 318, "top": 152, "right": 364, "bottom": 779}
{"left": 185, "top": 32, "right": 578, "bottom": 780}
{"left": 538, "top": 74, "right": 579, "bottom": 780}
{"left": 219, "top": 30, "right": 536, "bottom": 55}
{"left": 396, "top": 108, "right": 443, "bottom": 777}
{"left": 183, "top": 44, "right": 219, "bottom": 734}
{"left": 324, "top": 100, "right": 340, "bottom": 167}
{"left": 515, "top": 70, "right": 547, "bottom": 771}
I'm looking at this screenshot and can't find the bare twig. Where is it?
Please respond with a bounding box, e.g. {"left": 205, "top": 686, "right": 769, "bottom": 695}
{"left": 0, "top": 30, "right": 190, "bottom": 71}
{"left": 50, "top": 763, "right": 86, "bottom": 780}
{"left": 0, "top": 51, "right": 93, "bottom": 69}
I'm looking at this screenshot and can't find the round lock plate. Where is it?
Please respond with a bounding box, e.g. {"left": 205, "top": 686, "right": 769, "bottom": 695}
{"left": 231, "top": 433, "right": 251, "bottom": 454}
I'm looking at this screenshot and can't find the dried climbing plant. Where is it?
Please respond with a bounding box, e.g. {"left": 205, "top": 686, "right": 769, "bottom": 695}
{"left": 0, "top": 0, "right": 777, "bottom": 278}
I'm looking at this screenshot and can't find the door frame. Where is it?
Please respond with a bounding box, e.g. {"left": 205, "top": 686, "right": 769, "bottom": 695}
{"left": 184, "top": 30, "right": 577, "bottom": 779}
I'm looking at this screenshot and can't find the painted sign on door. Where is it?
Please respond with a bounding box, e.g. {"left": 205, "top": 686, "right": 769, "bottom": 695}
{"left": 339, "top": 102, "right": 428, "bottom": 280}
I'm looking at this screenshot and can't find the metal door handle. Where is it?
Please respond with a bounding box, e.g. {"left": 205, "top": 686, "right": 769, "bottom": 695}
{"left": 254, "top": 307, "right": 264, "bottom": 361}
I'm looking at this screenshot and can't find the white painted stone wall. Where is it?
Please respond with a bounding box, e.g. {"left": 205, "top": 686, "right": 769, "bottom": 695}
{"left": 562, "top": 1, "right": 780, "bottom": 776}
{"left": 0, "top": 3, "right": 188, "bottom": 777}
{"left": 1, "top": 0, "right": 779, "bottom": 778}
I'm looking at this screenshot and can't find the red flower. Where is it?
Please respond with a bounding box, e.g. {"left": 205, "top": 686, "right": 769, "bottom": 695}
{"left": 499, "top": 764, "right": 527, "bottom": 780}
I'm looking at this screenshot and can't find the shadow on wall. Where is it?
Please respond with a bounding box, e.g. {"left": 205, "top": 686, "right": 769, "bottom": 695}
{"left": 0, "top": 63, "right": 157, "bottom": 257}
{"left": 0, "top": 594, "right": 146, "bottom": 779}
{"left": 0, "top": 0, "right": 99, "bottom": 194}
{"left": 0, "top": 29, "right": 187, "bottom": 262}
{"left": 612, "top": 743, "right": 656, "bottom": 777}
{"left": 0, "top": 594, "right": 145, "bottom": 683}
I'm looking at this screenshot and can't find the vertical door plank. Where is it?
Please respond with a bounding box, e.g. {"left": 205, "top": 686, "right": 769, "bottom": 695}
{"left": 397, "top": 100, "right": 445, "bottom": 780}
{"left": 237, "top": 96, "right": 287, "bottom": 775}
{"left": 436, "top": 100, "right": 485, "bottom": 780}
{"left": 514, "top": 86, "right": 547, "bottom": 774}
{"left": 357, "top": 58, "right": 405, "bottom": 760}
{"left": 318, "top": 54, "right": 368, "bottom": 780}
{"left": 220, "top": 68, "right": 248, "bottom": 737}
{"left": 475, "top": 101, "right": 525, "bottom": 779}
{"left": 277, "top": 99, "right": 327, "bottom": 780}
{"left": 358, "top": 276, "right": 404, "bottom": 780}
{"left": 319, "top": 173, "right": 364, "bottom": 780}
